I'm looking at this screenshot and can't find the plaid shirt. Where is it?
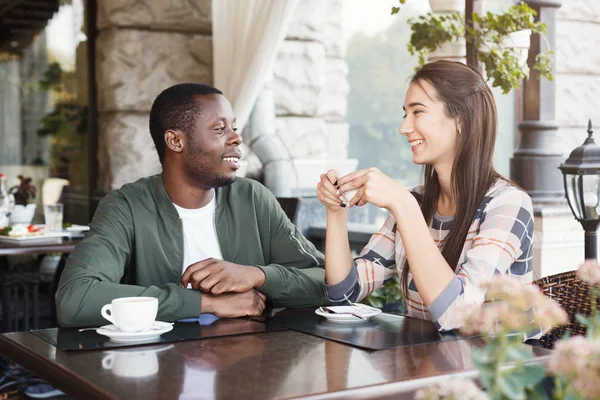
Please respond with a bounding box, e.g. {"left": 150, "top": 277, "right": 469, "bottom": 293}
{"left": 327, "top": 179, "right": 536, "bottom": 333}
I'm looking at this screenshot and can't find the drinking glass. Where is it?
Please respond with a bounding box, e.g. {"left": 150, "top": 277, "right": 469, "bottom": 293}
{"left": 44, "top": 203, "right": 63, "bottom": 232}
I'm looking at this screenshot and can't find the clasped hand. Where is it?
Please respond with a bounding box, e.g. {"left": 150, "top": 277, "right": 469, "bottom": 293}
{"left": 181, "top": 258, "right": 265, "bottom": 294}
{"left": 317, "top": 167, "right": 409, "bottom": 212}
{"left": 181, "top": 258, "right": 268, "bottom": 318}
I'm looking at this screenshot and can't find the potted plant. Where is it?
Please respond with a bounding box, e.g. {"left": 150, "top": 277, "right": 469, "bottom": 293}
{"left": 361, "top": 275, "right": 406, "bottom": 313}
{"left": 416, "top": 262, "right": 600, "bottom": 399}
{"left": 391, "top": 1, "right": 554, "bottom": 94}
{"left": 9, "top": 175, "right": 37, "bottom": 225}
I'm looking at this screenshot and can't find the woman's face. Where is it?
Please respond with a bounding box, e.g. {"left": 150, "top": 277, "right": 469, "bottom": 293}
{"left": 399, "top": 80, "right": 458, "bottom": 169}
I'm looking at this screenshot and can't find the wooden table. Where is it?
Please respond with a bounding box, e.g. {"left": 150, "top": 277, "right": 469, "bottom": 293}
{"left": 0, "top": 328, "right": 553, "bottom": 399}
{"left": 0, "top": 237, "right": 82, "bottom": 332}
{"left": 0, "top": 237, "right": 80, "bottom": 256}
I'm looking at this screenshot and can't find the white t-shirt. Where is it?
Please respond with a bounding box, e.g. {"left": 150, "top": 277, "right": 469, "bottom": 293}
{"left": 173, "top": 190, "right": 223, "bottom": 283}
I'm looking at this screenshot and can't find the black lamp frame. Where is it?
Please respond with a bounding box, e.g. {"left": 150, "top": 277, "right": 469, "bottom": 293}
{"left": 559, "top": 120, "right": 600, "bottom": 260}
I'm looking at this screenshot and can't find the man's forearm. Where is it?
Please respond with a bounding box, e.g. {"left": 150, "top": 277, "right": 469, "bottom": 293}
{"left": 257, "top": 264, "right": 328, "bottom": 307}
{"left": 57, "top": 276, "right": 201, "bottom": 327}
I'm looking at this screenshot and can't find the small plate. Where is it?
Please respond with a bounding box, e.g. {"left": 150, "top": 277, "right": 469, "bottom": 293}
{"left": 66, "top": 224, "right": 90, "bottom": 232}
{"left": 315, "top": 304, "right": 382, "bottom": 323}
{"left": 96, "top": 321, "right": 173, "bottom": 343}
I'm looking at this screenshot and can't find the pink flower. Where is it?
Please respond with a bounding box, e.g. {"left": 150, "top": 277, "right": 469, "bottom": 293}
{"left": 531, "top": 298, "right": 568, "bottom": 333}
{"left": 415, "top": 377, "right": 488, "bottom": 400}
{"left": 574, "top": 350, "right": 600, "bottom": 399}
{"left": 458, "top": 275, "right": 567, "bottom": 336}
{"left": 548, "top": 336, "right": 599, "bottom": 379}
{"left": 578, "top": 260, "right": 600, "bottom": 286}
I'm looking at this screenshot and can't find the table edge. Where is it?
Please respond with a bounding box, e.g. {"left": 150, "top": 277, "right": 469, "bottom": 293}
{"left": 0, "top": 333, "right": 115, "bottom": 400}
{"left": 0, "top": 243, "right": 77, "bottom": 256}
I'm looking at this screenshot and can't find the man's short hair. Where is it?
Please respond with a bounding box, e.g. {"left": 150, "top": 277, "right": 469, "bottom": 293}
{"left": 149, "top": 83, "right": 223, "bottom": 164}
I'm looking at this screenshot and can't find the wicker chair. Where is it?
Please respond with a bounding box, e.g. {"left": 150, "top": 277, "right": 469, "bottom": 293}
{"left": 534, "top": 270, "right": 598, "bottom": 349}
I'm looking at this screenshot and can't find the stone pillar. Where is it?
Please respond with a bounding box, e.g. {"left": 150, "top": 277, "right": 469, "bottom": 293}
{"left": 510, "top": 0, "right": 565, "bottom": 204}
{"left": 260, "top": 0, "right": 358, "bottom": 233}
{"left": 95, "top": 0, "right": 212, "bottom": 191}
{"left": 270, "top": 0, "right": 351, "bottom": 196}
{"left": 518, "top": 0, "right": 600, "bottom": 278}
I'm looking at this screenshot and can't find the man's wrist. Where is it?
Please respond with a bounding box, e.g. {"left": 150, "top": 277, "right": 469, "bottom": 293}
{"left": 252, "top": 266, "right": 267, "bottom": 288}
{"left": 200, "top": 292, "right": 214, "bottom": 313}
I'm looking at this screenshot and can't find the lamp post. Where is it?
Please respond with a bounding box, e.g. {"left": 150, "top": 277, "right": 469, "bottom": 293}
{"left": 559, "top": 120, "right": 600, "bottom": 260}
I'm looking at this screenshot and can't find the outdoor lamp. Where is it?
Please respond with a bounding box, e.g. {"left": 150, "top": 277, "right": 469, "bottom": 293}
{"left": 559, "top": 119, "right": 600, "bottom": 260}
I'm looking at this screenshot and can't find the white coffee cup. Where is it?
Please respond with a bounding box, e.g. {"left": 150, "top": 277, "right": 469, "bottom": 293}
{"left": 333, "top": 168, "right": 359, "bottom": 206}
{"left": 100, "top": 297, "right": 158, "bottom": 332}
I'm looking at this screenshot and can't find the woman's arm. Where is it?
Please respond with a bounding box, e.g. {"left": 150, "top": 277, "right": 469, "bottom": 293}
{"left": 326, "top": 215, "right": 398, "bottom": 305}
{"left": 390, "top": 196, "right": 455, "bottom": 306}
{"left": 337, "top": 167, "right": 455, "bottom": 306}
{"left": 324, "top": 210, "right": 353, "bottom": 285}
{"left": 318, "top": 170, "right": 397, "bottom": 305}
{"left": 317, "top": 170, "right": 354, "bottom": 285}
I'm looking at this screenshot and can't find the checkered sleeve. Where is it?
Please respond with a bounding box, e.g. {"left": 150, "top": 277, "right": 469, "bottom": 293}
{"left": 430, "top": 188, "right": 535, "bottom": 331}
{"left": 326, "top": 214, "right": 399, "bottom": 305}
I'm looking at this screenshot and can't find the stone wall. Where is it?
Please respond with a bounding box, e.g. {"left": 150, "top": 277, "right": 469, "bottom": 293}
{"left": 96, "top": 0, "right": 351, "bottom": 193}
{"left": 96, "top": 0, "right": 212, "bottom": 191}
{"left": 556, "top": 0, "right": 600, "bottom": 153}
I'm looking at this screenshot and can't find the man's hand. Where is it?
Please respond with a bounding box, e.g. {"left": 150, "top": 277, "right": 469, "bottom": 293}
{"left": 181, "top": 258, "right": 266, "bottom": 294}
{"left": 201, "top": 290, "right": 266, "bottom": 318}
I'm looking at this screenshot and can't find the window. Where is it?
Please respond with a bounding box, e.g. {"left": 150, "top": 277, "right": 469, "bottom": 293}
{"left": 343, "top": 0, "right": 515, "bottom": 224}
{"left": 0, "top": 0, "right": 92, "bottom": 224}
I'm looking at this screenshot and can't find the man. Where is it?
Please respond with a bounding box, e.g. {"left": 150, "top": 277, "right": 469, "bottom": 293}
{"left": 56, "top": 83, "right": 328, "bottom": 327}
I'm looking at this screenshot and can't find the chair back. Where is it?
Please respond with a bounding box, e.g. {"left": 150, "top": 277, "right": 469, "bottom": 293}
{"left": 276, "top": 197, "right": 301, "bottom": 224}
{"left": 534, "top": 270, "right": 597, "bottom": 348}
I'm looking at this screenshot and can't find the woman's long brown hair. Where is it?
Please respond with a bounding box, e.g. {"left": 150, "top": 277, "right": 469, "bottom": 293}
{"left": 400, "top": 60, "right": 501, "bottom": 298}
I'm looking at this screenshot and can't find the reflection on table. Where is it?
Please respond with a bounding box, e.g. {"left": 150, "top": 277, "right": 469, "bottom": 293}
{"left": 0, "top": 326, "right": 553, "bottom": 399}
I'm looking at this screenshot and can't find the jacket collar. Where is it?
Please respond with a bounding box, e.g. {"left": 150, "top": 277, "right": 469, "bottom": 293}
{"left": 150, "top": 174, "right": 226, "bottom": 217}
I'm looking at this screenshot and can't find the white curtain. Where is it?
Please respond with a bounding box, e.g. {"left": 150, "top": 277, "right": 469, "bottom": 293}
{"left": 212, "top": 0, "right": 299, "bottom": 131}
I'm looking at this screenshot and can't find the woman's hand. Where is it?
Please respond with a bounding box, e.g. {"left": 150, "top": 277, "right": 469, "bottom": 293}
{"left": 317, "top": 170, "right": 346, "bottom": 212}
{"left": 338, "top": 167, "right": 412, "bottom": 212}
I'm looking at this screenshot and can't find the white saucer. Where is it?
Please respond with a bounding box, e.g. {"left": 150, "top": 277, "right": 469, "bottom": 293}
{"left": 96, "top": 321, "right": 174, "bottom": 343}
{"left": 315, "top": 304, "right": 382, "bottom": 323}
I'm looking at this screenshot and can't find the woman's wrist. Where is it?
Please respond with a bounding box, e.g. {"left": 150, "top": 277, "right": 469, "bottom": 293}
{"left": 326, "top": 208, "right": 348, "bottom": 219}
{"left": 390, "top": 190, "right": 420, "bottom": 224}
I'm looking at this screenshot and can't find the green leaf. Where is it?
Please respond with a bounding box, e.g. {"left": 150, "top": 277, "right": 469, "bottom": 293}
{"left": 497, "top": 375, "right": 524, "bottom": 400}
{"left": 525, "top": 382, "right": 550, "bottom": 400}
{"left": 478, "top": 368, "right": 494, "bottom": 392}
{"left": 498, "top": 364, "right": 546, "bottom": 400}
{"left": 471, "top": 346, "right": 495, "bottom": 369}
{"left": 512, "top": 364, "right": 546, "bottom": 388}
{"left": 506, "top": 346, "right": 533, "bottom": 362}
{"left": 576, "top": 313, "right": 591, "bottom": 327}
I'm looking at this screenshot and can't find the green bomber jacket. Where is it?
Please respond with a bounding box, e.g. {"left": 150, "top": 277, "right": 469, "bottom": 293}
{"left": 56, "top": 175, "right": 328, "bottom": 327}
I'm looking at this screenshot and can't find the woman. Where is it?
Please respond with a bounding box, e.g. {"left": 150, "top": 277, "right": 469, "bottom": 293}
{"left": 317, "top": 60, "right": 534, "bottom": 331}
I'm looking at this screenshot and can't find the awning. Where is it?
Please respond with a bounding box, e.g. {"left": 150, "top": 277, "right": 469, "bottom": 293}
{"left": 0, "top": 0, "right": 60, "bottom": 55}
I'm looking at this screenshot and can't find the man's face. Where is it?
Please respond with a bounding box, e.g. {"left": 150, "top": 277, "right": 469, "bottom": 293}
{"left": 183, "top": 94, "right": 242, "bottom": 189}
